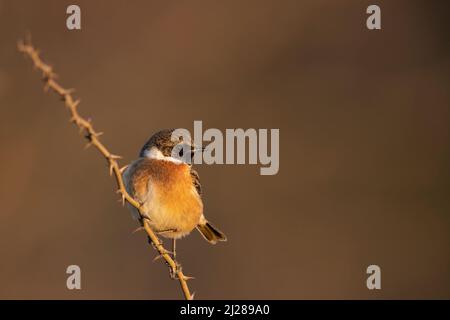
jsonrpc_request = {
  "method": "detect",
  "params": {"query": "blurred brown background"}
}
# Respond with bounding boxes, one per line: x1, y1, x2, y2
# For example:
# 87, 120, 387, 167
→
0, 0, 449, 299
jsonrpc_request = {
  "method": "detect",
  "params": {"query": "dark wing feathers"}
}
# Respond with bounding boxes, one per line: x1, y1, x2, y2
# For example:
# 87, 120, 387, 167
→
190, 168, 202, 196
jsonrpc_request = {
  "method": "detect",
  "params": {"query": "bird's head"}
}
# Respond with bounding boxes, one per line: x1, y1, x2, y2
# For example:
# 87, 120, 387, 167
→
139, 129, 202, 164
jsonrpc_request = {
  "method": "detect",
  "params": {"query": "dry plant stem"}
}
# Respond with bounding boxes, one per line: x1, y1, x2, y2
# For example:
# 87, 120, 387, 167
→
17, 39, 193, 300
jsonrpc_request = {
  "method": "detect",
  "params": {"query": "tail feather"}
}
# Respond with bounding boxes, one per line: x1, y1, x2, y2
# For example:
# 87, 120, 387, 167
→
196, 222, 227, 244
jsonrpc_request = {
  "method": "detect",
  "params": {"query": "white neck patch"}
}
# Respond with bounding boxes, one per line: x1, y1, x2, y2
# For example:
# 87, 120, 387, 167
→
143, 146, 183, 164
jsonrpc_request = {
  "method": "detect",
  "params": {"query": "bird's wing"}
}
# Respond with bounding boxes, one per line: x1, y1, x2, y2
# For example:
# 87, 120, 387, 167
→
190, 167, 202, 197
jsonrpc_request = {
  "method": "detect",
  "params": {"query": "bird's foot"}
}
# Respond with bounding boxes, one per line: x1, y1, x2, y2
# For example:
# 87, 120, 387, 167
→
156, 229, 177, 236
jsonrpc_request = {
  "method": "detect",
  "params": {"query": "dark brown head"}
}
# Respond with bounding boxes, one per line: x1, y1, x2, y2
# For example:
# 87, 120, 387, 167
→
139, 129, 201, 163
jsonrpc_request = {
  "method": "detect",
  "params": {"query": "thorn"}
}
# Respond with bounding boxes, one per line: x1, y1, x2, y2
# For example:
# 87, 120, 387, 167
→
164, 249, 174, 256
181, 274, 195, 281
63, 88, 75, 95
109, 163, 114, 176
131, 226, 144, 235
168, 260, 184, 278
169, 268, 176, 279
153, 249, 173, 262
109, 154, 122, 160
94, 132, 104, 137
119, 165, 129, 174
84, 141, 92, 149
116, 189, 126, 205
141, 215, 153, 224
73, 99, 81, 109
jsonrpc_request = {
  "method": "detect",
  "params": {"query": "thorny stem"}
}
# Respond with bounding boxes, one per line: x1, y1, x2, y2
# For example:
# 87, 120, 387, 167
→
17, 39, 194, 300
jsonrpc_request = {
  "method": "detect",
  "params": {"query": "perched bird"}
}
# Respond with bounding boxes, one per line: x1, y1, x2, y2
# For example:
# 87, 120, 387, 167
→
123, 129, 226, 261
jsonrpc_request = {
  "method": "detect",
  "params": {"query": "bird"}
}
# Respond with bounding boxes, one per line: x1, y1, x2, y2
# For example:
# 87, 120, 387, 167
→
122, 129, 227, 263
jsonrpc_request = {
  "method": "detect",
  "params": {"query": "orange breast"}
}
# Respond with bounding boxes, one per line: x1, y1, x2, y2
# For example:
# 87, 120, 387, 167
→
127, 158, 203, 236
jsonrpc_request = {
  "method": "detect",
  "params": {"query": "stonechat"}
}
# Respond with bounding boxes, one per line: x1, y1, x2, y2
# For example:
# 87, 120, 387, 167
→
123, 129, 227, 260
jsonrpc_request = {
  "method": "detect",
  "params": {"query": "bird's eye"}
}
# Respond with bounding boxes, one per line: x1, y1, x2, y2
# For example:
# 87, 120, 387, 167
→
179, 148, 184, 157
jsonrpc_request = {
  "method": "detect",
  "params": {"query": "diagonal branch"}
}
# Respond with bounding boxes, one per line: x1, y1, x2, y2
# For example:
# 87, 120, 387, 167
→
17, 39, 194, 300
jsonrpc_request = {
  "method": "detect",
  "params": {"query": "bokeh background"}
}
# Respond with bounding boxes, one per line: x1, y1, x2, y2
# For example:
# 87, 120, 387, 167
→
0, 0, 449, 299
